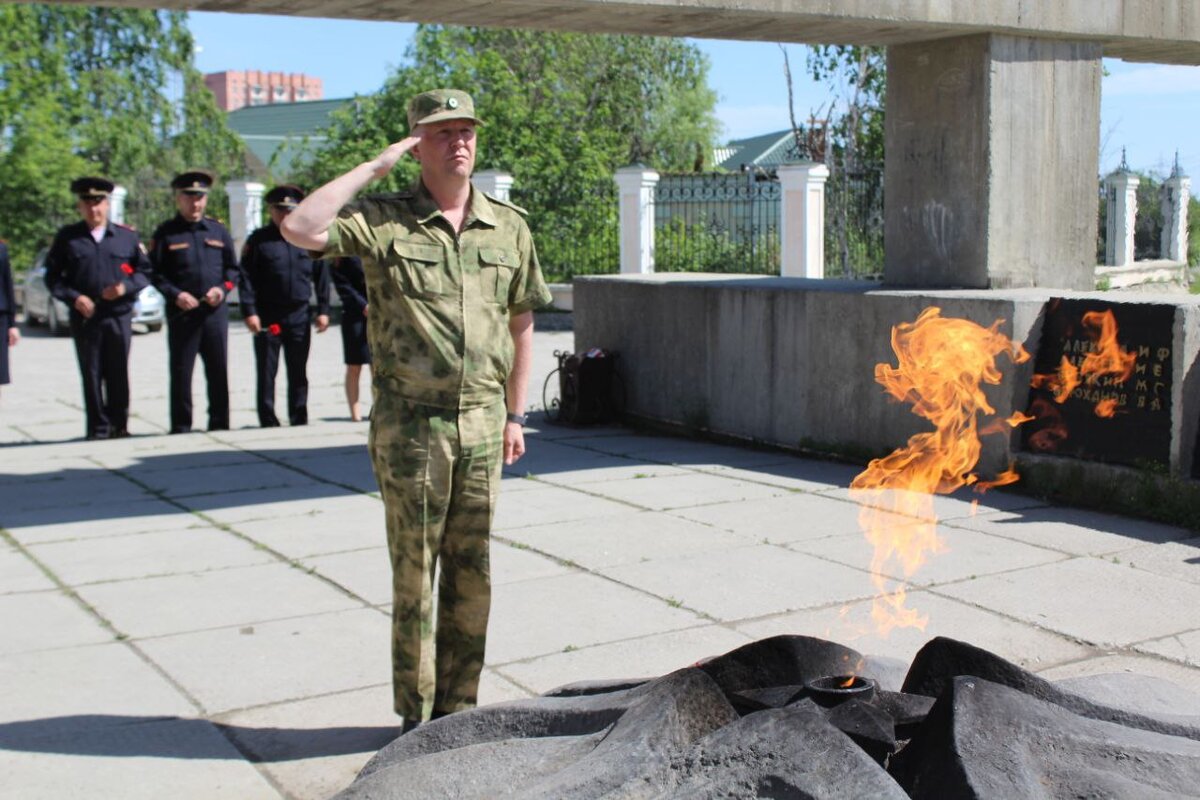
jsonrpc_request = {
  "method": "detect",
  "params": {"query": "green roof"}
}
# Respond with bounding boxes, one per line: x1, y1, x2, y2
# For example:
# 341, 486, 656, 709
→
227, 97, 352, 178
716, 129, 805, 171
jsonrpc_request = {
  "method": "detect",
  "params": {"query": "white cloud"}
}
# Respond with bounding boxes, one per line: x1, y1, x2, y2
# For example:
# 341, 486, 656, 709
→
1103, 64, 1200, 97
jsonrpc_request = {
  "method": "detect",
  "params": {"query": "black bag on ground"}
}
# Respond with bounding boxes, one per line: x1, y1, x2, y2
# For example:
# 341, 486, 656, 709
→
543, 348, 624, 425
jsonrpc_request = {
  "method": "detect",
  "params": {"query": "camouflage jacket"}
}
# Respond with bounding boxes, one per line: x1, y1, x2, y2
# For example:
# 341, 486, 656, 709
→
323, 179, 552, 410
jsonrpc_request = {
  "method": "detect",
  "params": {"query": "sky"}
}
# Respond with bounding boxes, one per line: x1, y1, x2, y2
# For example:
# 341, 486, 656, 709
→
189, 12, 1200, 179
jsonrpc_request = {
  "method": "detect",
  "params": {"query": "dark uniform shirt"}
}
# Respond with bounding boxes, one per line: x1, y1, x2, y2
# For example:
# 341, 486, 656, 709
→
331, 257, 367, 316
45, 221, 151, 317
0, 241, 14, 331
239, 222, 331, 318
148, 215, 239, 305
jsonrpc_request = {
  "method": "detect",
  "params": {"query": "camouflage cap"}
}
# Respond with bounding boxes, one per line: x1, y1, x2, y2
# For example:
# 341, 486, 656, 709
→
407, 89, 483, 130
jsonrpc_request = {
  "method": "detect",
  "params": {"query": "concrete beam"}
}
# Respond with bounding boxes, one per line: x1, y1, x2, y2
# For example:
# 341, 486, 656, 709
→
52, 0, 1200, 65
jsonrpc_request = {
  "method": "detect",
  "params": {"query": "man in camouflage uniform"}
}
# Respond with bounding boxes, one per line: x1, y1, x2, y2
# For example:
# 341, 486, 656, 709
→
281, 89, 551, 731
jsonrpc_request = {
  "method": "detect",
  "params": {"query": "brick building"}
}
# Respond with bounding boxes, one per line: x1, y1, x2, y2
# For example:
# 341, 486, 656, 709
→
204, 71, 323, 112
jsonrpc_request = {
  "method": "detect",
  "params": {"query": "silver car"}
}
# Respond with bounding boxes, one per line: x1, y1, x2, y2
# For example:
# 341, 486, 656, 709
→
21, 248, 165, 335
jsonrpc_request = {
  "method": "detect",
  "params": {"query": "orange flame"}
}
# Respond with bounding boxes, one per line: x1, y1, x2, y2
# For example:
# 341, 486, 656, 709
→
1094, 398, 1119, 418
850, 307, 1030, 636
839, 675, 856, 688
1030, 356, 1080, 403
1079, 310, 1136, 385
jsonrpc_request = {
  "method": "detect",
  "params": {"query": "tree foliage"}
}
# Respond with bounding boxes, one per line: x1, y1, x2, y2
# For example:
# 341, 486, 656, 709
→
295, 25, 719, 280
0, 5, 244, 269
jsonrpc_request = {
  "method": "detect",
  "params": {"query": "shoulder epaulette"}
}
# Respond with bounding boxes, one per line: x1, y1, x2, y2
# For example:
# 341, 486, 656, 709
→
206, 216, 225, 225
114, 221, 137, 232
485, 193, 528, 216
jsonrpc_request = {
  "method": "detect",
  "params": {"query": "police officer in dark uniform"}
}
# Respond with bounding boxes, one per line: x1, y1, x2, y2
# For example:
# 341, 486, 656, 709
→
239, 185, 331, 427
149, 170, 239, 433
331, 256, 371, 420
0, 237, 20, 395
45, 177, 151, 439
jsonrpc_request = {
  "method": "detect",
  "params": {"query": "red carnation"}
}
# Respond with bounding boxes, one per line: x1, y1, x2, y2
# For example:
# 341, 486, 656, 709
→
267, 323, 281, 336
224, 280, 234, 291
120, 263, 134, 275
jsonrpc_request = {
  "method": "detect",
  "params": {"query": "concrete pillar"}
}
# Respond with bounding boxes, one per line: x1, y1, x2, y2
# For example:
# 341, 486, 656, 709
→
226, 180, 265, 254
777, 162, 830, 279
1105, 170, 1139, 267
473, 170, 515, 202
109, 185, 128, 225
885, 35, 1101, 290
614, 166, 659, 274
1161, 162, 1190, 263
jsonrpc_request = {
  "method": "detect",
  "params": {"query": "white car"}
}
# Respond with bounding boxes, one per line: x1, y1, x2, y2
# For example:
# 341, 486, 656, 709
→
21, 248, 165, 335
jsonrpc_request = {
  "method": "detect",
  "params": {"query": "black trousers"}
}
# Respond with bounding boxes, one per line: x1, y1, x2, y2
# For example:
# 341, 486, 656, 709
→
253, 304, 311, 427
70, 312, 132, 439
167, 305, 229, 433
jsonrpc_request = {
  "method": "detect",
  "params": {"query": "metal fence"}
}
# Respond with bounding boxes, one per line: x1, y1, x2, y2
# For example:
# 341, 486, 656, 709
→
824, 161, 885, 279
653, 172, 781, 274
510, 180, 618, 282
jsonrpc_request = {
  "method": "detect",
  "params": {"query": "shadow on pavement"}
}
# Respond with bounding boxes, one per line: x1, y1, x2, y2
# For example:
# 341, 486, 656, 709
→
0, 714, 399, 761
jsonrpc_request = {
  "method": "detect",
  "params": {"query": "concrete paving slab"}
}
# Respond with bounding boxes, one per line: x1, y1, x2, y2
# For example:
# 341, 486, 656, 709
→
526, 459, 692, 487
791, 526, 1067, 587
230, 506, 384, 560
0, 498, 193, 544
946, 505, 1192, 556
136, 608, 391, 713
115, 449, 266, 474
734, 591, 1095, 673
76, 563, 362, 639
498, 510, 750, 571
478, 667, 536, 704
935, 557, 1200, 647
138, 462, 314, 499
574, 434, 792, 469
0, 643, 196, 725
577, 471, 789, 511
497, 624, 754, 694
491, 540, 576, 585
28, 527, 277, 586
523, 422, 627, 442
213, 686, 399, 800
0, 718, 281, 800
820, 484, 1051, 523
0, 549, 56, 594
599, 544, 876, 622
690, 458, 864, 493
0, 457, 99, 482
485, 572, 706, 664
0, 591, 113, 654
1036, 653, 1200, 696
500, 438, 679, 481
670, 492, 909, 544
184, 485, 369, 525
490, 483, 635, 531
1119, 535, 1200, 585
1136, 629, 1200, 668
303, 548, 390, 606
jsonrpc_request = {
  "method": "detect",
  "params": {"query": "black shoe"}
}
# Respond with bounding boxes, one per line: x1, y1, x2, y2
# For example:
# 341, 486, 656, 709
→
109, 428, 130, 439
430, 709, 452, 720
400, 718, 421, 735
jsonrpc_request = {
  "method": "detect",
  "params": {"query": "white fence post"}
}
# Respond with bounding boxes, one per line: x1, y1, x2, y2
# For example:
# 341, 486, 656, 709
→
777, 162, 830, 279
614, 166, 660, 274
474, 170, 515, 203
1161, 158, 1190, 263
226, 180, 265, 255
1104, 162, 1138, 267
109, 185, 128, 225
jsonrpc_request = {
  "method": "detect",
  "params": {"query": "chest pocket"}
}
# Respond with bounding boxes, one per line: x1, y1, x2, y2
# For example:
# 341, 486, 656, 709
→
478, 247, 517, 305
389, 241, 445, 299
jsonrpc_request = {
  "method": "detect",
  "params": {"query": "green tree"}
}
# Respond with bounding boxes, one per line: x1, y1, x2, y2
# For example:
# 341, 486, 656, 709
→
0, 5, 244, 269
296, 25, 719, 281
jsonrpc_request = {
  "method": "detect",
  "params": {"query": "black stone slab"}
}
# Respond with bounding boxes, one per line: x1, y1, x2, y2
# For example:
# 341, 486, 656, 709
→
1021, 298, 1175, 468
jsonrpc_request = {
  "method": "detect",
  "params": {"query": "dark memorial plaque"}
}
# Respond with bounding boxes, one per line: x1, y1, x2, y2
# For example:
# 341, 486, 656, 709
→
1020, 298, 1174, 468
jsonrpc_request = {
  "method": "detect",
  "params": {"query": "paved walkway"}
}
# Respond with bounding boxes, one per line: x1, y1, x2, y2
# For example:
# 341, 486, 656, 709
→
2, 319, 1199, 798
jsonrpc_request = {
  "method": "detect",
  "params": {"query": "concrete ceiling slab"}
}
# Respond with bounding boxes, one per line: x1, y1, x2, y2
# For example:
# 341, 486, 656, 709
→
57, 0, 1200, 64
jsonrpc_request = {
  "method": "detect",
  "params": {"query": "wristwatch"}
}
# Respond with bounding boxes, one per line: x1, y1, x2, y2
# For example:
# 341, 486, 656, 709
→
506, 412, 528, 426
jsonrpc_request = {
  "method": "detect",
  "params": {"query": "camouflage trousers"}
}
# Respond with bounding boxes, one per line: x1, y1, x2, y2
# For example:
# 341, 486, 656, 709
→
368, 391, 505, 720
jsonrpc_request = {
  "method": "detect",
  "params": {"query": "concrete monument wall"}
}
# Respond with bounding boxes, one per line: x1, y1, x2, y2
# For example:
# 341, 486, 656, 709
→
575, 275, 1200, 479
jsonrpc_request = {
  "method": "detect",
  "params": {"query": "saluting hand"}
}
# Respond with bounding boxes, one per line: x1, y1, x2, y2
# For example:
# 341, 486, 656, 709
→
74, 295, 95, 319
371, 135, 421, 179
175, 291, 199, 311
